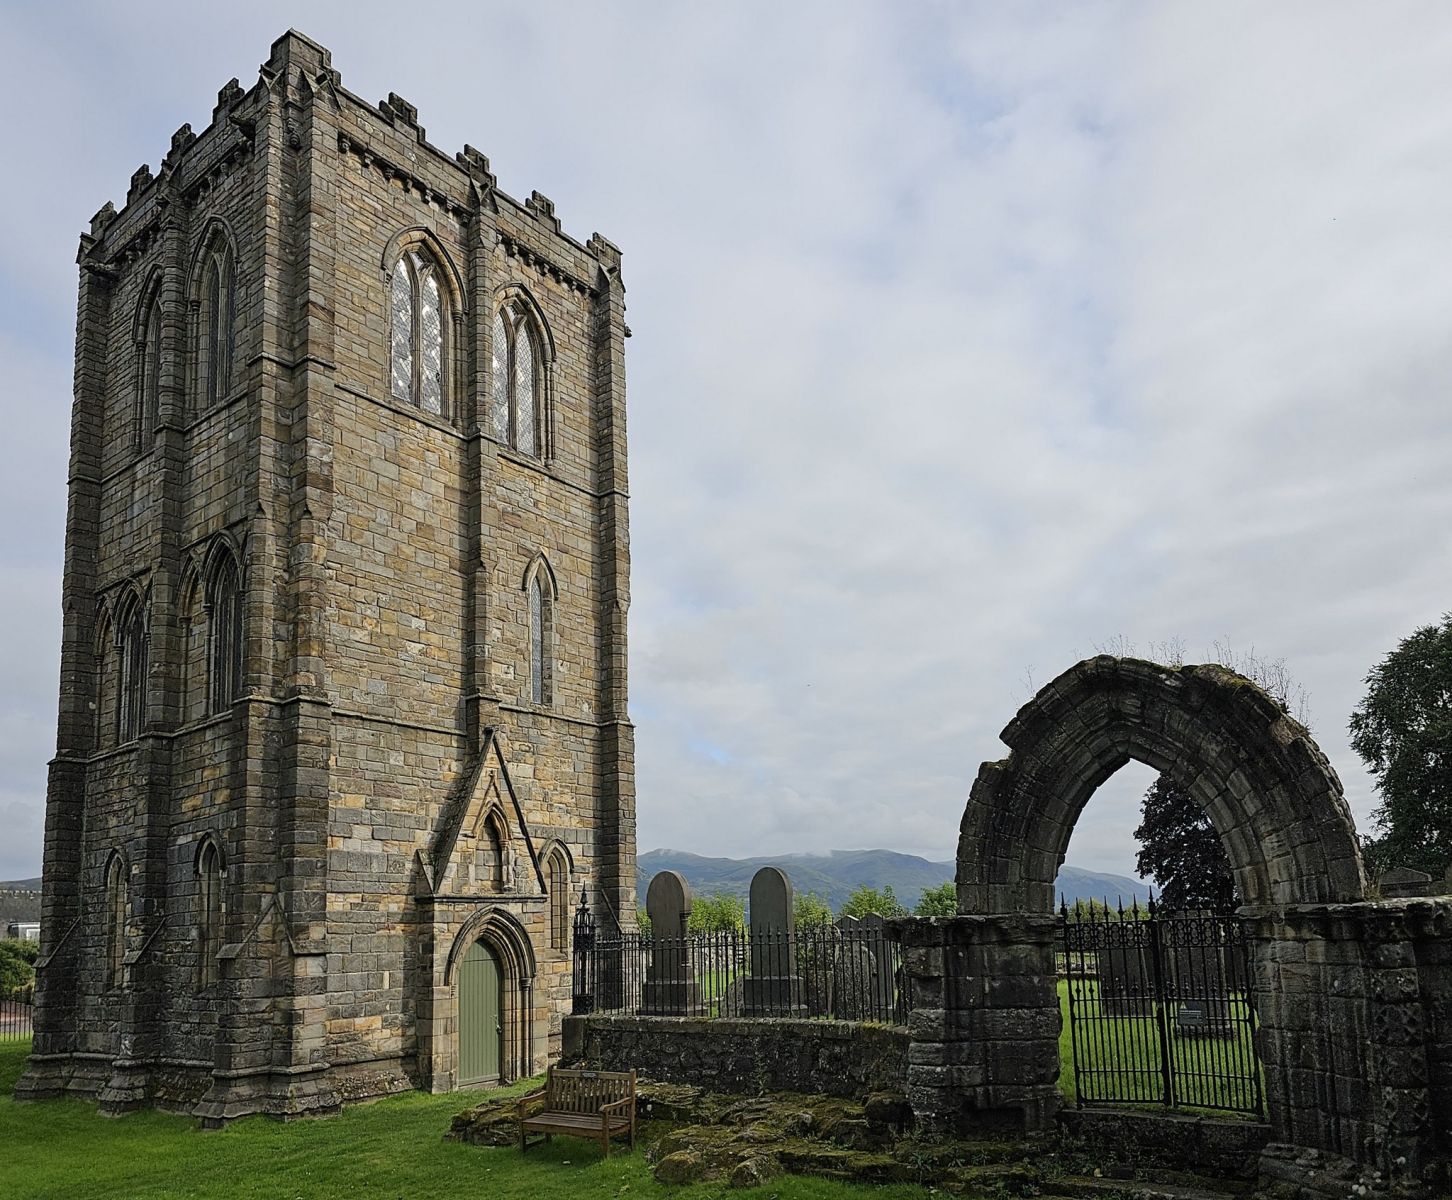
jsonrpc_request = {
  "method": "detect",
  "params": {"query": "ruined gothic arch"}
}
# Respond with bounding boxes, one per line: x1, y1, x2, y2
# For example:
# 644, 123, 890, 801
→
957, 656, 1367, 914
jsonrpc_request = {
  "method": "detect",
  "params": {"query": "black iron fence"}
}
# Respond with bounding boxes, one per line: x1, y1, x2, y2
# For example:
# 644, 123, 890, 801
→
1, 987, 34, 1042
573, 907, 908, 1025
1059, 898, 1263, 1117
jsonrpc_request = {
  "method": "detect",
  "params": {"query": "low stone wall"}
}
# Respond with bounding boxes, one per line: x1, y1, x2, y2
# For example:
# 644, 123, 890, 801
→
1059, 1108, 1271, 1180
562, 1014, 909, 1100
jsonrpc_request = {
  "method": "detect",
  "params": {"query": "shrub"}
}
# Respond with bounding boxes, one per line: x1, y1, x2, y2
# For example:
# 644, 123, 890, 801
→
0, 940, 37, 995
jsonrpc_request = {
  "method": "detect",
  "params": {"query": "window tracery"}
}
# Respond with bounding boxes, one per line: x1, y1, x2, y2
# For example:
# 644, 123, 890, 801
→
389, 250, 446, 415
207, 553, 243, 713
491, 304, 541, 456
116, 598, 148, 744
199, 242, 235, 409
137, 294, 162, 447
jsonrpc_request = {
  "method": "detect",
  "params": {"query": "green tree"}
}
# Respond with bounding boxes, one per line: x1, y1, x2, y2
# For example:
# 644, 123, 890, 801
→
914, 882, 956, 916
839, 884, 906, 920
688, 892, 745, 934
1350, 614, 1452, 878
1134, 775, 1237, 910
793, 891, 833, 929
0, 940, 38, 996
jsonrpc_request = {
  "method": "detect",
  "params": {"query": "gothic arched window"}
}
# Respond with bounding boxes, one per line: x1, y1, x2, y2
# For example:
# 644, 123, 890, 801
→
104, 853, 128, 990
199, 242, 235, 409
528, 571, 553, 707
389, 250, 445, 416
95, 610, 118, 750
180, 574, 208, 724
477, 809, 508, 892
137, 293, 163, 448
491, 304, 540, 456
207, 553, 244, 713
116, 598, 148, 744
196, 840, 224, 986
545, 847, 569, 950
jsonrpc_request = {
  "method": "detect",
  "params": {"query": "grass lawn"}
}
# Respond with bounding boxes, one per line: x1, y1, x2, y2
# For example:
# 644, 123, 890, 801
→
0, 1040, 940, 1200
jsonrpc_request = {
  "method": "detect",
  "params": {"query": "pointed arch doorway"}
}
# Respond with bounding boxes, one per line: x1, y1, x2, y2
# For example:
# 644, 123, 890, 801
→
457, 941, 502, 1086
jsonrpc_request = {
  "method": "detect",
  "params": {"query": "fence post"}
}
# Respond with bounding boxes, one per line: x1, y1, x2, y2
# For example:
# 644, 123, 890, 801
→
1146, 895, 1176, 1108
572, 889, 596, 1015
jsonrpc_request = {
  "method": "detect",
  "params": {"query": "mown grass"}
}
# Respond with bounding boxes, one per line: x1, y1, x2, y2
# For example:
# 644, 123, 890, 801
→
0, 1041, 940, 1200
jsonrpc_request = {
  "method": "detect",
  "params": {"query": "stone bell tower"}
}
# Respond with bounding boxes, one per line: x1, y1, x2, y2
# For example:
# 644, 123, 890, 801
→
19, 29, 635, 1120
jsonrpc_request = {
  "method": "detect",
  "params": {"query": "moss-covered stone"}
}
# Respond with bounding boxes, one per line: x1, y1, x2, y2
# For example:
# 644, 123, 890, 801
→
446, 1095, 519, 1146
728, 1156, 782, 1189
654, 1151, 706, 1185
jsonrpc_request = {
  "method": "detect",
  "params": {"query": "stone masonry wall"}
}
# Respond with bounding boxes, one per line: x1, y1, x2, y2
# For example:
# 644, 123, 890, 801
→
564, 1014, 910, 1101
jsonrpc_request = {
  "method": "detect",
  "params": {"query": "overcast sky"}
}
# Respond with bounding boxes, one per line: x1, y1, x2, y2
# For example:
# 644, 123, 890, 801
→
1, 2, 1449, 885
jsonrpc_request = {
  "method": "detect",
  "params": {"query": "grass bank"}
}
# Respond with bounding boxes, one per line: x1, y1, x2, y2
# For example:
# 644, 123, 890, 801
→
0, 1041, 936, 1200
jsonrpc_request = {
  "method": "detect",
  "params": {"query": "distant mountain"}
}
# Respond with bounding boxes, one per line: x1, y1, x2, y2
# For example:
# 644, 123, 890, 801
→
0, 879, 42, 892
637, 849, 1149, 915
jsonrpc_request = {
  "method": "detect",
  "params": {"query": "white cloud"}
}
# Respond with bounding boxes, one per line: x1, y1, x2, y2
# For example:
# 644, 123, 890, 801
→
0, 2, 1447, 883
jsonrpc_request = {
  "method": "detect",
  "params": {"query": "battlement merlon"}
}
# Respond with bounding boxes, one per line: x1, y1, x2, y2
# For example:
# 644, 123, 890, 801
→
77, 30, 620, 287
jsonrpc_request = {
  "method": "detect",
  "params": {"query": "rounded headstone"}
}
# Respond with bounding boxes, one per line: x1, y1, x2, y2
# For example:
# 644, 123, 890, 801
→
646, 870, 692, 932
749, 866, 794, 934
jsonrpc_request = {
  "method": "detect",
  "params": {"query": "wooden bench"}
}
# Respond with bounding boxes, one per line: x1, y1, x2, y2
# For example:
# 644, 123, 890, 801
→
517, 1066, 637, 1157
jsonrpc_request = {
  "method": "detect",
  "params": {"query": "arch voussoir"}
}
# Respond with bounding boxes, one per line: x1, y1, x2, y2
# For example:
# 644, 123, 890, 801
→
956, 656, 1366, 915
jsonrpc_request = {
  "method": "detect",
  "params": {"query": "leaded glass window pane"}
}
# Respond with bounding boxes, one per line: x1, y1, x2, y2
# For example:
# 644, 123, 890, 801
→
205, 260, 223, 408
515, 327, 536, 456
529, 577, 545, 705
491, 313, 510, 442
389, 266, 413, 403
142, 301, 162, 437
218, 255, 234, 397
420, 272, 443, 415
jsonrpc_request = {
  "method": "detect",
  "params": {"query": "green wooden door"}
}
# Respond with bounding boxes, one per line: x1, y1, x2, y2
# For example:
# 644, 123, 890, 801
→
458, 940, 502, 1085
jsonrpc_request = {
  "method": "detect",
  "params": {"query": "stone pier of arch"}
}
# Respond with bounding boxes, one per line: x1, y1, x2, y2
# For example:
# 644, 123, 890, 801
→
889, 656, 1452, 1191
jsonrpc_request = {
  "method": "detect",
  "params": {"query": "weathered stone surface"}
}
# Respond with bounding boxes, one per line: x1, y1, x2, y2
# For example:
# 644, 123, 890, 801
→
643, 871, 696, 1015
744, 866, 801, 1015
566, 1013, 909, 1099
653, 1150, 706, 1185
727, 1155, 781, 1188
22, 28, 636, 1121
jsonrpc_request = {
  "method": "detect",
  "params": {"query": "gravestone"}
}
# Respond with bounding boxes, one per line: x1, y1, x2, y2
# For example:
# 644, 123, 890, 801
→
859, 913, 897, 1015
745, 867, 803, 1015
1167, 919, 1233, 1035
1097, 942, 1152, 1017
1379, 867, 1436, 900
642, 870, 698, 1015
832, 915, 893, 1020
